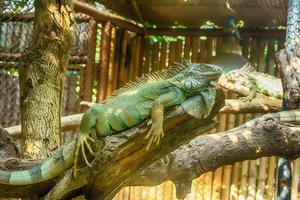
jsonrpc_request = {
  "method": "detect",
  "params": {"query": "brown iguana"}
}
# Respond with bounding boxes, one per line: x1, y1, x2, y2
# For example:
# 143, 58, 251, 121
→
0, 62, 223, 185
218, 63, 283, 101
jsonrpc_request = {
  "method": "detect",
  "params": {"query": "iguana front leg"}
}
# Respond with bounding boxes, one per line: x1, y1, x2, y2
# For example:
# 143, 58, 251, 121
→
145, 90, 186, 150
145, 101, 164, 149
240, 86, 257, 102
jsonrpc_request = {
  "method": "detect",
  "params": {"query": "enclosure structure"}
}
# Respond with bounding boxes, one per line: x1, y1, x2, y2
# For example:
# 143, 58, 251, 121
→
0, 0, 297, 199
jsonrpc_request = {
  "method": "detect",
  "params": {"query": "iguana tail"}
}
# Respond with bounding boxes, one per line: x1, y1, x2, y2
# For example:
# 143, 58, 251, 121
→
0, 140, 76, 185
230, 110, 300, 132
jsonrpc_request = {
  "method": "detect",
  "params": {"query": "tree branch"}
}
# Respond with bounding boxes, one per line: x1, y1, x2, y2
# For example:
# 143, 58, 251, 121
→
220, 94, 282, 113
127, 117, 300, 199
0, 89, 224, 199
5, 94, 282, 138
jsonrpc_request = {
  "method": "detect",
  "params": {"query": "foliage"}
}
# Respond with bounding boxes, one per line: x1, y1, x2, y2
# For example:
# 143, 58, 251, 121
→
1, 0, 34, 13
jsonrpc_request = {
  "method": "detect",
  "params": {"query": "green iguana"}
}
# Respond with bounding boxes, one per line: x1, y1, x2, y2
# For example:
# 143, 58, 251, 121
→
218, 63, 283, 100
0, 62, 223, 185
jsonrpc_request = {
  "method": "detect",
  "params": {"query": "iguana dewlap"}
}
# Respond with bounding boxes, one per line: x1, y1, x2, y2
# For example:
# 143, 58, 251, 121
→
218, 63, 283, 100
0, 62, 223, 185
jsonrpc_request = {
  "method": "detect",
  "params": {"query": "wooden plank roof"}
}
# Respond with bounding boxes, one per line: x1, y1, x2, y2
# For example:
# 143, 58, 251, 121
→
96, 0, 288, 28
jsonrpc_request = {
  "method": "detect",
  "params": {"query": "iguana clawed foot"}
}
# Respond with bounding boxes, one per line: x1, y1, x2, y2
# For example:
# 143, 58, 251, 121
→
73, 132, 96, 178
145, 123, 164, 150
239, 95, 253, 102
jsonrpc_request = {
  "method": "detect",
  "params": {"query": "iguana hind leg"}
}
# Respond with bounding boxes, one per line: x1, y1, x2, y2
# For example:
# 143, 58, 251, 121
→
73, 105, 110, 177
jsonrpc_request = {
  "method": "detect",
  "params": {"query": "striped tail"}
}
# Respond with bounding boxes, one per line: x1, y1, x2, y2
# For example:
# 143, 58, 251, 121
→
0, 140, 76, 185
229, 110, 300, 132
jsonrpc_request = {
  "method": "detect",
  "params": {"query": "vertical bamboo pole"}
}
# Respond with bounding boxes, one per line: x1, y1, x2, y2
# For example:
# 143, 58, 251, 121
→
111, 28, 121, 93
265, 157, 277, 200
221, 92, 235, 200
160, 42, 168, 69
212, 100, 227, 200
255, 157, 267, 200
245, 115, 257, 200
206, 37, 214, 61
203, 172, 213, 200
249, 38, 258, 69
133, 36, 142, 79
174, 39, 183, 62
238, 160, 249, 200
78, 19, 97, 110
191, 36, 199, 62
97, 21, 111, 102
168, 41, 176, 65
266, 39, 275, 75
184, 36, 191, 60
118, 31, 129, 87
151, 42, 159, 72
107, 27, 117, 96
221, 165, 232, 200
257, 38, 266, 73
128, 37, 137, 81
291, 158, 299, 199
216, 37, 223, 56
230, 162, 241, 200
199, 39, 206, 62
141, 38, 151, 74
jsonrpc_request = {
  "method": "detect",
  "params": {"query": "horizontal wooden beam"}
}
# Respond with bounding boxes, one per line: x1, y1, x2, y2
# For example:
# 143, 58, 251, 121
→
0, 13, 90, 23
0, 53, 87, 63
147, 28, 286, 37
74, 1, 144, 34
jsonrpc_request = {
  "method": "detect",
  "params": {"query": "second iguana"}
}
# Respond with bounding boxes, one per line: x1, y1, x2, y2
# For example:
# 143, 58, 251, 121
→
218, 63, 283, 100
0, 62, 223, 185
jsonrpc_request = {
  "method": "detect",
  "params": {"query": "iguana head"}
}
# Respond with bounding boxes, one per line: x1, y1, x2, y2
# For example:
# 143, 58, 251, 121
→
218, 63, 253, 96
171, 63, 223, 95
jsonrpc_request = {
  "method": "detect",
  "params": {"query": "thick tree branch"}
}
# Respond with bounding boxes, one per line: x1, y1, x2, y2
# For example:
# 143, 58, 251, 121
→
276, 48, 300, 109
127, 117, 300, 199
220, 94, 282, 113
0, 90, 224, 199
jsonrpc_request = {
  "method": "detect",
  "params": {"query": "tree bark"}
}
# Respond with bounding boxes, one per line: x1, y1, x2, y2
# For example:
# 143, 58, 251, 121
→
128, 117, 300, 199
19, 0, 74, 159
3, 109, 300, 199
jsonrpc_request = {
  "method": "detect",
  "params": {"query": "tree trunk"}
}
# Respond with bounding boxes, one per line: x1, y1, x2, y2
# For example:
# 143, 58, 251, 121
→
19, 0, 74, 159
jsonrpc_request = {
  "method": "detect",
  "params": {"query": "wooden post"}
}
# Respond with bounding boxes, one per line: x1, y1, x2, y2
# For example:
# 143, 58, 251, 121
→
118, 30, 129, 87
160, 42, 168, 69
276, 1, 300, 199
184, 36, 191, 60
79, 18, 97, 111
266, 157, 277, 200
97, 21, 111, 102
107, 27, 117, 96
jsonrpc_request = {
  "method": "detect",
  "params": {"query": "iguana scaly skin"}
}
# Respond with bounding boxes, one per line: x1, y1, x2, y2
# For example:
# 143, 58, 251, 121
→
218, 63, 283, 100
0, 62, 223, 185
229, 109, 300, 132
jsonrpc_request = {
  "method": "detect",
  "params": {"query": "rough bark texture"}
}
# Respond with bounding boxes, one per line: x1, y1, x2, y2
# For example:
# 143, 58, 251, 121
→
0, 126, 19, 160
44, 91, 224, 200
19, 0, 74, 159
4, 106, 300, 199
276, 48, 300, 109
127, 117, 300, 199
220, 93, 282, 113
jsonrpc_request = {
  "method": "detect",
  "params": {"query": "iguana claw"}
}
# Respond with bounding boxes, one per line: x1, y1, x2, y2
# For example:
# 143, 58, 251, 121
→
145, 124, 164, 150
73, 132, 96, 178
